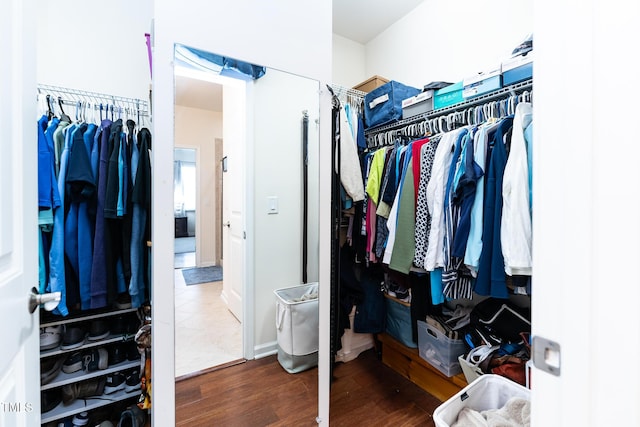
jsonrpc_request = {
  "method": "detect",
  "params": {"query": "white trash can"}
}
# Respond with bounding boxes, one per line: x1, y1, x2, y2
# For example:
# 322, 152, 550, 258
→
274, 282, 319, 373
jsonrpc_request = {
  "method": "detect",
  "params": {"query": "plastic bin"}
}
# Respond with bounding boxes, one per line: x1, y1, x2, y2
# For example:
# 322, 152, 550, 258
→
458, 354, 483, 384
417, 320, 466, 377
433, 81, 464, 109
384, 294, 417, 348
274, 282, 319, 373
433, 374, 531, 427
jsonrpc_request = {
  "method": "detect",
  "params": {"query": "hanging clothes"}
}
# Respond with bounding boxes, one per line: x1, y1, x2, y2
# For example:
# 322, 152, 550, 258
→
36, 90, 152, 315
90, 119, 113, 309
129, 127, 152, 308
413, 136, 440, 269
475, 117, 514, 298
337, 107, 365, 202
501, 102, 533, 277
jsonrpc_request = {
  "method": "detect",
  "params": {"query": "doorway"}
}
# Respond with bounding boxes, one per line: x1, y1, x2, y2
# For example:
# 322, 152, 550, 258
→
173, 73, 243, 378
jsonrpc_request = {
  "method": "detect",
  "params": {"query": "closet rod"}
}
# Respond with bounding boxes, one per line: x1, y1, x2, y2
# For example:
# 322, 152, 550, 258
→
364, 79, 533, 136
37, 83, 149, 113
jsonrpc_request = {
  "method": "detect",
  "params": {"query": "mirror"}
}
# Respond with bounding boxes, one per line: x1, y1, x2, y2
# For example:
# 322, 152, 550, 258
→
171, 43, 321, 406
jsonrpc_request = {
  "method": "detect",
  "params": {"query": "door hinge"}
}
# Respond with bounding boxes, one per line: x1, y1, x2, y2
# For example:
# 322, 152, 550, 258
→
243, 231, 246, 239
532, 335, 561, 376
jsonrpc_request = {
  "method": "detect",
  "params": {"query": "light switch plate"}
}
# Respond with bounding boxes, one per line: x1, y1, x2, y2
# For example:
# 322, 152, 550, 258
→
268, 196, 278, 214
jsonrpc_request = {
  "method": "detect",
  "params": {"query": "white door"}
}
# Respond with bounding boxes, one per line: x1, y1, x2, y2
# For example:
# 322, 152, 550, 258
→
532, 1, 640, 426
221, 80, 247, 321
0, 0, 40, 424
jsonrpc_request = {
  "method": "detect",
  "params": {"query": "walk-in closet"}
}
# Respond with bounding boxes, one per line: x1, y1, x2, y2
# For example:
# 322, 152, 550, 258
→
4, 0, 640, 426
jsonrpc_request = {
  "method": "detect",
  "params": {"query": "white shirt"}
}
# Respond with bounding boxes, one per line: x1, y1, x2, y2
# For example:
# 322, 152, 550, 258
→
501, 102, 533, 275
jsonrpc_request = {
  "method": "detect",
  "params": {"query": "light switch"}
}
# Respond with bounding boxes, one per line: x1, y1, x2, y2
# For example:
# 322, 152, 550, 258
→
267, 196, 278, 214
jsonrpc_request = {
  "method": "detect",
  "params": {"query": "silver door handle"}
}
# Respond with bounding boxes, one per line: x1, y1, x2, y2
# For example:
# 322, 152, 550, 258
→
28, 287, 61, 314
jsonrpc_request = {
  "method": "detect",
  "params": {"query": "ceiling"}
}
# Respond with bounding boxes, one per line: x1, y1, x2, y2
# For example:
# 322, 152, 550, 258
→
175, 1, 425, 111
174, 75, 223, 112
332, 0, 425, 44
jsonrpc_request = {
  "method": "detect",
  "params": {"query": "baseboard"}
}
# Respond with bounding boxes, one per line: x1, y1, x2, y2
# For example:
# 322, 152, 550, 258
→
253, 341, 278, 359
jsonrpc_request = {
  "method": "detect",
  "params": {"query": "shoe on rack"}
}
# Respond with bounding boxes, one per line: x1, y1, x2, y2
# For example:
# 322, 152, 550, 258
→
124, 369, 140, 393
61, 377, 106, 405
117, 405, 146, 427
62, 351, 84, 374
40, 356, 64, 385
41, 389, 62, 413
88, 319, 111, 341
112, 314, 140, 336
40, 325, 62, 350
60, 325, 87, 350
107, 343, 127, 366
115, 292, 132, 309
82, 348, 109, 372
104, 372, 126, 394
71, 411, 90, 426
125, 341, 141, 361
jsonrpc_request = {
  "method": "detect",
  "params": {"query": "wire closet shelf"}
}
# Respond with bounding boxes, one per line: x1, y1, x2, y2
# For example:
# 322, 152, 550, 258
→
364, 79, 533, 147
37, 83, 150, 121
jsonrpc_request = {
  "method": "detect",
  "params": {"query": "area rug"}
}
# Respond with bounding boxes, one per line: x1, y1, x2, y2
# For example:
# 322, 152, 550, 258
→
182, 266, 223, 285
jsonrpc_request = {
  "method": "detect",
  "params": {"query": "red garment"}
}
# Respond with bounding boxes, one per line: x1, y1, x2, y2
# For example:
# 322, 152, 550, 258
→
411, 138, 429, 204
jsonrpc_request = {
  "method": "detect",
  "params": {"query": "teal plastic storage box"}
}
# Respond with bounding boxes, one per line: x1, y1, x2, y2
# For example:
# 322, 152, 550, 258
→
364, 80, 421, 128
502, 52, 533, 86
433, 82, 464, 109
462, 67, 502, 99
417, 320, 467, 377
384, 295, 416, 348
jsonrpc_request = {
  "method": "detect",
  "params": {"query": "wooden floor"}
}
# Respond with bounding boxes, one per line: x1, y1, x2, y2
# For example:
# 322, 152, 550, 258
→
175, 348, 442, 426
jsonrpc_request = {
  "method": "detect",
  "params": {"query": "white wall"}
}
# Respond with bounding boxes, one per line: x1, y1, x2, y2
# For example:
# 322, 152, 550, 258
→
152, 1, 332, 425
252, 68, 320, 349
174, 106, 223, 266
36, 0, 152, 101
332, 34, 367, 87
365, 0, 533, 88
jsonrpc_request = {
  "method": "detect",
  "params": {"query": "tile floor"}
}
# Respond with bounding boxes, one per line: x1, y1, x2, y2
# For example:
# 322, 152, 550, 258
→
174, 259, 242, 378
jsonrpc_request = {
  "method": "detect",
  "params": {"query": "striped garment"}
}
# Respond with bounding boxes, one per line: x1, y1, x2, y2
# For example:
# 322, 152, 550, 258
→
441, 129, 476, 300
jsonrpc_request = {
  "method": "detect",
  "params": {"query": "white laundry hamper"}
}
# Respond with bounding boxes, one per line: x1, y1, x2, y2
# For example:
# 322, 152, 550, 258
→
274, 282, 319, 373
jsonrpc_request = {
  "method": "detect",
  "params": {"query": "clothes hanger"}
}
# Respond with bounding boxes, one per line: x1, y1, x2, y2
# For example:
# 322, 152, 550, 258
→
57, 97, 71, 122
45, 95, 54, 120
75, 101, 82, 123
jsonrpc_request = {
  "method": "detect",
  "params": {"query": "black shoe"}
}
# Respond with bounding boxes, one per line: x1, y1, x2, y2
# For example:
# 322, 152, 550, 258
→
104, 372, 126, 394
108, 343, 127, 366
124, 369, 140, 393
62, 351, 84, 374
60, 325, 87, 350
117, 405, 146, 427
41, 389, 62, 413
115, 292, 132, 309
88, 319, 111, 341
40, 356, 64, 385
125, 341, 141, 361
112, 314, 139, 336
83, 348, 109, 372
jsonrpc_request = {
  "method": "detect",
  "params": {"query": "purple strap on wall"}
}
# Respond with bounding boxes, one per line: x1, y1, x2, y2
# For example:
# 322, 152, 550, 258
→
145, 33, 152, 79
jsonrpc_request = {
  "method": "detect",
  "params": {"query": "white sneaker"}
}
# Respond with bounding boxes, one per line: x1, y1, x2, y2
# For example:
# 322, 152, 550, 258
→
40, 326, 62, 350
